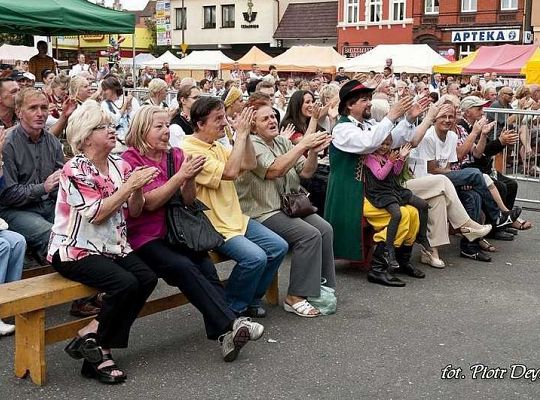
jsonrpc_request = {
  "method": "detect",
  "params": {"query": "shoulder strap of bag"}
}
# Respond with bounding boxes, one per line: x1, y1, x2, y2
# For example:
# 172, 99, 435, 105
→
106, 99, 116, 114
167, 150, 174, 179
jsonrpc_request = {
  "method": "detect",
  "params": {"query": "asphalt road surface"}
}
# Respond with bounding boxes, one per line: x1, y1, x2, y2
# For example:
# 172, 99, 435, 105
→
2, 208, 539, 400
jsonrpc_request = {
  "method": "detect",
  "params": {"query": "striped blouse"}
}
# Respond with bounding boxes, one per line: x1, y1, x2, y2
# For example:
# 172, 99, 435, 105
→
47, 154, 133, 262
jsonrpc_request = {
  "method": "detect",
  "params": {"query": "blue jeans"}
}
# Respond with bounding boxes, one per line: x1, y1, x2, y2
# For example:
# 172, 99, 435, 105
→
457, 189, 482, 254
0, 200, 55, 258
218, 219, 288, 314
444, 169, 500, 222
0, 230, 26, 284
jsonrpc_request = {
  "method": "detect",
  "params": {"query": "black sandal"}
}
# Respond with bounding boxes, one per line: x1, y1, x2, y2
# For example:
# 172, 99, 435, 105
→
65, 333, 101, 362
81, 354, 127, 384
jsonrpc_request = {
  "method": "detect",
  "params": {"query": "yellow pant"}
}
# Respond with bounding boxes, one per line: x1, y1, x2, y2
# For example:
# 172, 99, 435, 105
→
363, 198, 420, 247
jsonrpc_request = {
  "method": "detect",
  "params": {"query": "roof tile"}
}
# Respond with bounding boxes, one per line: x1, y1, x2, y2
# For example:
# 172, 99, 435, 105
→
274, 1, 338, 39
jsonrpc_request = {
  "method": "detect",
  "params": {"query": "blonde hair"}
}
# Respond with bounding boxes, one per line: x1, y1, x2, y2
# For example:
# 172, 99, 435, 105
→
125, 105, 167, 155
515, 85, 531, 100
15, 87, 47, 111
66, 100, 111, 154
50, 74, 70, 91
147, 78, 168, 98
319, 83, 339, 106
69, 76, 89, 97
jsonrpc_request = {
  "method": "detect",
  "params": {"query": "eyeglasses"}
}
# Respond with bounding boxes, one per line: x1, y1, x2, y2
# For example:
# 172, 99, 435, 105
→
93, 123, 116, 131
188, 95, 201, 100
502, 92, 514, 96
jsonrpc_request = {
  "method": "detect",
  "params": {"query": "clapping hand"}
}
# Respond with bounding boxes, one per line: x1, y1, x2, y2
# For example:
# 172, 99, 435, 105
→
126, 166, 159, 191
398, 143, 412, 160
233, 106, 255, 139
62, 97, 78, 119
387, 149, 400, 162
365, 73, 383, 89
424, 102, 443, 123
280, 123, 295, 140
178, 154, 206, 180
387, 96, 414, 122
299, 130, 329, 150
406, 96, 431, 122
481, 120, 496, 136
352, 73, 369, 83
310, 134, 333, 154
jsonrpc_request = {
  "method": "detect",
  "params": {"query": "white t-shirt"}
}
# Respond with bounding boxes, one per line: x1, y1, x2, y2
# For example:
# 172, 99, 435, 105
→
169, 124, 185, 148
415, 126, 458, 173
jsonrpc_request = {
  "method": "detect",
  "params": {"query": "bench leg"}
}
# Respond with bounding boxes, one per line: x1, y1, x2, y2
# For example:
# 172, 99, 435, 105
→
14, 310, 46, 386
265, 274, 279, 306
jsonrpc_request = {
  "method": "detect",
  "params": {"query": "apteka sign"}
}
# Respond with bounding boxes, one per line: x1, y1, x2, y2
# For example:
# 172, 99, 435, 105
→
452, 29, 520, 43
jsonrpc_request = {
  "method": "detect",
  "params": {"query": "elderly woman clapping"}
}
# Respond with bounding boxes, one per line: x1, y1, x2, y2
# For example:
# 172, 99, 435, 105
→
48, 100, 159, 384
122, 105, 264, 362
236, 103, 336, 317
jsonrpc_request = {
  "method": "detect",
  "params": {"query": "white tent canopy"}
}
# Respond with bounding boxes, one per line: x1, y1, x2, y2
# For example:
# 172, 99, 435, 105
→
339, 44, 450, 74
120, 53, 156, 67
0, 44, 68, 66
174, 50, 234, 70
140, 50, 184, 69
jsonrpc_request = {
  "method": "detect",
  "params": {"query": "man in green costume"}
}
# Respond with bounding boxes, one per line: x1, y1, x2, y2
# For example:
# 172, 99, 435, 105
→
324, 79, 426, 287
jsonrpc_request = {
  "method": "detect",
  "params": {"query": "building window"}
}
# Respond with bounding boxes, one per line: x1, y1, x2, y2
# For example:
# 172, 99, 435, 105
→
425, 0, 439, 14
460, 44, 475, 58
203, 6, 216, 29
501, 0, 517, 10
367, 0, 382, 22
390, 0, 406, 21
461, 0, 477, 12
346, 0, 359, 23
175, 7, 186, 30
221, 4, 235, 28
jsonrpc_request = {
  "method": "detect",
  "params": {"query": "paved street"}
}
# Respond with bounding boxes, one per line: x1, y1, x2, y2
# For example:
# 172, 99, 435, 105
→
2, 207, 540, 400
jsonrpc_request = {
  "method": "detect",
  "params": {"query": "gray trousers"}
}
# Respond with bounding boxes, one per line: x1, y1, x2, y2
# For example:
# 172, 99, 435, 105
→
263, 211, 336, 298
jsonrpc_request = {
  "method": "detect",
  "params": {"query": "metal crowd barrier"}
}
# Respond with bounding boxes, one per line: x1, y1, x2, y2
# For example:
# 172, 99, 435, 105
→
483, 107, 540, 208
124, 88, 178, 105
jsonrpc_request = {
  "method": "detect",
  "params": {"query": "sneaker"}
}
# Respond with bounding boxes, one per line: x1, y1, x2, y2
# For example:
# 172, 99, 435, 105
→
217, 320, 249, 362
234, 317, 264, 341
495, 208, 521, 229
0, 319, 15, 336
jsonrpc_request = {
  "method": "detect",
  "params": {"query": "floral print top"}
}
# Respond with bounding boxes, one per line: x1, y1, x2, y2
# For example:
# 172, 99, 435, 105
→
48, 154, 133, 262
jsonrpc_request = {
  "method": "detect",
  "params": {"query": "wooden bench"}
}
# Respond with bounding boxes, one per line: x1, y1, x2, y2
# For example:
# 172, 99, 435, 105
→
0, 252, 279, 386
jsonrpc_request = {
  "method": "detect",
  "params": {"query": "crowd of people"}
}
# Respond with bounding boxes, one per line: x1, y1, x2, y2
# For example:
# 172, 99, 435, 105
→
0, 46, 536, 384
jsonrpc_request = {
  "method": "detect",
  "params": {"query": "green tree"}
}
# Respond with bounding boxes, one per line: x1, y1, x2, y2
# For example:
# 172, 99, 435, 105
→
144, 18, 171, 57
0, 33, 33, 46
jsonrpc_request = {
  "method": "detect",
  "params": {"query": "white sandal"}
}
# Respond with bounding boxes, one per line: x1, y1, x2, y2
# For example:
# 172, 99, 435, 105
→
283, 300, 320, 318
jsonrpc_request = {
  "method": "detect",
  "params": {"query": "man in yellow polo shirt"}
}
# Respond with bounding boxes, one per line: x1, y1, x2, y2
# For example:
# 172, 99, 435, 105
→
182, 97, 288, 318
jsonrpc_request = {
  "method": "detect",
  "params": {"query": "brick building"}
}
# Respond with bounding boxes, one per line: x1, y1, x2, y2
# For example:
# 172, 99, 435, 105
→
336, 0, 414, 57
412, 0, 527, 59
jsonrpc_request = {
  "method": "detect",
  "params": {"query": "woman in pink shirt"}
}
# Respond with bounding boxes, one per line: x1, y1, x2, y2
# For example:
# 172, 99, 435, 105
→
122, 106, 264, 362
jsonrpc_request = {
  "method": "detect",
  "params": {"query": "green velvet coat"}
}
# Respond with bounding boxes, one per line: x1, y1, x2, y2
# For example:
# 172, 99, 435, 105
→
324, 116, 365, 261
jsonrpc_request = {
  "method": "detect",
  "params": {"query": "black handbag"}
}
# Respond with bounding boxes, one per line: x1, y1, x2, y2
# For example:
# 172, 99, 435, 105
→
165, 152, 224, 252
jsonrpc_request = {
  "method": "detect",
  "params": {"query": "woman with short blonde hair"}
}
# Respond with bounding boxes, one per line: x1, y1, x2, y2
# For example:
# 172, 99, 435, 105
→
69, 75, 92, 103
49, 99, 159, 384
66, 100, 111, 154
122, 106, 264, 362
125, 105, 166, 154
143, 78, 168, 108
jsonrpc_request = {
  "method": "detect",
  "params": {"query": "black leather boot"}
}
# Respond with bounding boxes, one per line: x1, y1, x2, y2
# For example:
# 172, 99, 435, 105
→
367, 243, 406, 287
395, 245, 425, 279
